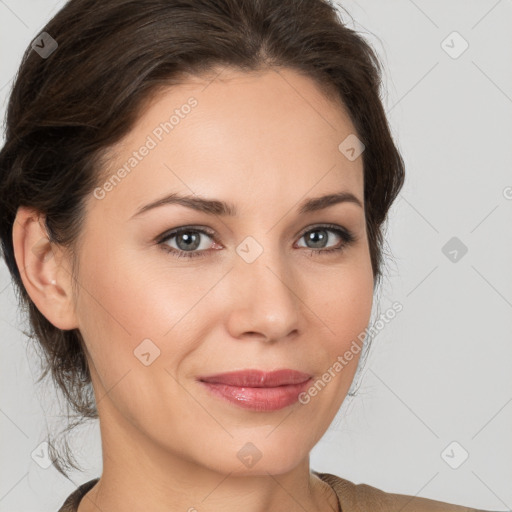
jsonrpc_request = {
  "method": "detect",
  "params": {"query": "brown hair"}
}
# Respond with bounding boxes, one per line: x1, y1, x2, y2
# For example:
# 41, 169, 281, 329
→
0, 0, 405, 478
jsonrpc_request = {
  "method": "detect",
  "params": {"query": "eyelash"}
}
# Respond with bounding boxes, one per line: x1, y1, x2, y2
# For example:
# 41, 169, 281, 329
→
156, 224, 357, 260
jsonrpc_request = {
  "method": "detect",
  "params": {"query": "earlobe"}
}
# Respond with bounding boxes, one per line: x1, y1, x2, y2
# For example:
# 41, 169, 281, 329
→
12, 206, 79, 330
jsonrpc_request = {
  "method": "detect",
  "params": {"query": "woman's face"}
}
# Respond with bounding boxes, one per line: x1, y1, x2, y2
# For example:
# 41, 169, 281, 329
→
68, 67, 374, 475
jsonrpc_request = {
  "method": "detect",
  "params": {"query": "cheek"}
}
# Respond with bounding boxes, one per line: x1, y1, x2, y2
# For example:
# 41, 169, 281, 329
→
75, 235, 189, 342
74, 256, 189, 428
290, 263, 373, 441
73, 242, 172, 390
310, 258, 374, 346
304, 262, 373, 388
74, 241, 221, 398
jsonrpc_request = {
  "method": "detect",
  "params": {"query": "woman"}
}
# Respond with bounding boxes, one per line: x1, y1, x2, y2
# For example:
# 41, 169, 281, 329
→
0, 0, 497, 510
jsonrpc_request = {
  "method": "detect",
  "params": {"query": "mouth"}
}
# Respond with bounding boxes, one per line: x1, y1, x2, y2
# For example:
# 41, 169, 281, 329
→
196, 369, 313, 411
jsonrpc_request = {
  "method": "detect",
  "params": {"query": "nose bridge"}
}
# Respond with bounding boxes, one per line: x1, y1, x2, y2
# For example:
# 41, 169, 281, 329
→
235, 230, 287, 287
228, 231, 301, 336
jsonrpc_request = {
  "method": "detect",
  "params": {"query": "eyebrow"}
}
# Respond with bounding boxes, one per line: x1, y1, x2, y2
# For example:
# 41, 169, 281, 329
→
130, 190, 363, 219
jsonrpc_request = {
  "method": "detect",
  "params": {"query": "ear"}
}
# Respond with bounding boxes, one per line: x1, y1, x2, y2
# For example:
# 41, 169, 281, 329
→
12, 206, 79, 330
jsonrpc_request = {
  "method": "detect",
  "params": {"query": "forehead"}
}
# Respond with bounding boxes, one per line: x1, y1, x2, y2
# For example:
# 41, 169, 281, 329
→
93, 66, 364, 219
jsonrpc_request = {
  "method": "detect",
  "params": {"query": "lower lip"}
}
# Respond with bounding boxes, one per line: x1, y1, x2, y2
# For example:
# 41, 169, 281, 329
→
199, 379, 312, 411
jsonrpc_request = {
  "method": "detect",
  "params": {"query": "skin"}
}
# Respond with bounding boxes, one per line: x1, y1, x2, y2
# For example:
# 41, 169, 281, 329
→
13, 66, 374, 512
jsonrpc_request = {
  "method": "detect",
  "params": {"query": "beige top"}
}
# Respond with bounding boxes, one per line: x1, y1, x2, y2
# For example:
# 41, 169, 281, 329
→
57, 471, 498, 511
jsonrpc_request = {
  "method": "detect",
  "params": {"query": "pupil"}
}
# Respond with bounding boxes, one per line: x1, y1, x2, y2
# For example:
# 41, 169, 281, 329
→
308, 230, 326, 248
177, 232, 200, 251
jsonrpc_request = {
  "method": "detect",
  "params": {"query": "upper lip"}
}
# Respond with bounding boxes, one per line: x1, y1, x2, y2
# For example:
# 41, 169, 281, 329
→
198, 369, 312, 387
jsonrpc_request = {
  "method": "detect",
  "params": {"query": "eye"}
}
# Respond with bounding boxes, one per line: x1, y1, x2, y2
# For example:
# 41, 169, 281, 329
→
156, 223, 357, 259
157, 226, 217, 259
295, 224, 356, 256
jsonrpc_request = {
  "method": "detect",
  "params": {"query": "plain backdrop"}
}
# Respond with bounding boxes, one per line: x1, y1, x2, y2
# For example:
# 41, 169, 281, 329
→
1, 1, 511, 511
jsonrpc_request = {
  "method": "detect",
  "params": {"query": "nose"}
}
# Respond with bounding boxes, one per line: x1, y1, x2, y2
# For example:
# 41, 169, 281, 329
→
224, 242, 302, 344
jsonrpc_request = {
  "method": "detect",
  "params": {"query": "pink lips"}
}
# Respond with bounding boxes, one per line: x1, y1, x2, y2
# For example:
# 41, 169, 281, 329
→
197, 369, 312, 411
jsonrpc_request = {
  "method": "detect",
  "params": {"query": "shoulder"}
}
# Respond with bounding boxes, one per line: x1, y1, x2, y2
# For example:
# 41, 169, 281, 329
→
313, 470, 498, 512
57, 478, 99, 512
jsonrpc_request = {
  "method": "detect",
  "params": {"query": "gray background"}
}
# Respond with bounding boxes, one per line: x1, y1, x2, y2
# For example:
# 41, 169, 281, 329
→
1, 0, 511, 510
